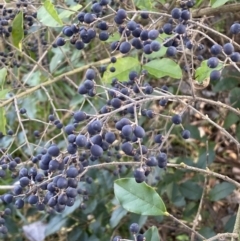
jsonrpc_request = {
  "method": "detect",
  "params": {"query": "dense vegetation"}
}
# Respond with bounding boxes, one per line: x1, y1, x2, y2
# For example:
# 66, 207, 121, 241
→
0, 0, 240, 240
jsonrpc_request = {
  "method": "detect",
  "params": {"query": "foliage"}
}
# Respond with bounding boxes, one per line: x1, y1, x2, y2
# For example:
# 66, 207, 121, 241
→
0, 0, 240, 241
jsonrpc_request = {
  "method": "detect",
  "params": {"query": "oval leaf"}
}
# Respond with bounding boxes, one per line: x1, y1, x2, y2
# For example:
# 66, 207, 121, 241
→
144, 226, 161, 241
0, 68, 7, 88
209, 182, 235, 201
134, 0, 152, 10
37, 0, 63, 27
114, 178, 166, 216
211, 0, 230, 8
179, 181, 203, 201
195, 60, 223, 83
0, 107, 6, 135
12, 11, 24, 50
143, 58, 182, 79
103, 57, 140, 82
59, 4, 82, 20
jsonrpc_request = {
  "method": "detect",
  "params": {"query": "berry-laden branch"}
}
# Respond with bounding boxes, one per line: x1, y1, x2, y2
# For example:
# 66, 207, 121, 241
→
1, 0, 240, 240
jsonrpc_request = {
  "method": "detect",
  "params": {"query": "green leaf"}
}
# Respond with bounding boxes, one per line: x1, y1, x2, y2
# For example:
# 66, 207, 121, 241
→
211, 0, 230, 8
59, 4, 82, 20
0, 68, 7, 88
213, 76, 239, 92
0, 107, 6, 135
224, 112, 239, 129
165, 182, 186, 207
134, 0, 152, 10
236, 123, 240, 142
114, 178, 166, 216
0, 89, 10, 99
110, 206, 128, 228
143, 58, 182, 79
103, 57, 140, 82
144, 226, 161, 241
230, 87, 240, 108
12, 11, 24, 50
179, 181, 203, 200
209, 182, 235, 201
195, 60, 223, 83
106, 32, 120, 43
37, 0, 63, 27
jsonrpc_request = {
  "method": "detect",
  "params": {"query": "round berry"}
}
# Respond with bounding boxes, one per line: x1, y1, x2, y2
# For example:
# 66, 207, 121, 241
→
57, 177, 68, 189
150, 41, 161, 52
163, 23, 172, 35
171, 8, 181, 19
121, 142, 133, 156
129, 223, 139, 234
105, 132, 116, 144
111, 98, 122, 108
15, 199, 24, 209
210, 70, 221, 81
91, 3, 102, 13
74, 111, 86, 122
230, 23, 240, 34
90, 144, 103, 157
207, 57, 219, 68
166, 46, 177, 56
116, 9, 127, 19
133, 168, 145, 183
75, 40, 85, 50
99, 31, 109, 41
210, 44, 222, 56
56, 37, 65, 46
3, 194, 13, 203
133, 125, 145, 138
48, 144, 60, 157
182, 129, 191, 139
84, 13, 95, 24
172, 114, 182, 124
119, 41, 131, 54
230, 52, 240, 62
175, 24, 186, 34
223, 43, 234, 55
181, 10, 190, 20
148, 29, 159, 40
127, 20, 137, 31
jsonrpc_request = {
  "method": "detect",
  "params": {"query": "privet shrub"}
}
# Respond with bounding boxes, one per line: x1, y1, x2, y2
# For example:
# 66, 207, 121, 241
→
0, 0, 240, 240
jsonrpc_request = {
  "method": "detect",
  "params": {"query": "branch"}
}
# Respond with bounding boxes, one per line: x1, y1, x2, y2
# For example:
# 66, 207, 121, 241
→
205, 232, 238, 241
192, 3, 240, 18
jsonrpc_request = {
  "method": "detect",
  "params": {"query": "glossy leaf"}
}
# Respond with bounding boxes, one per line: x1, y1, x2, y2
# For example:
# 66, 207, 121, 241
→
230, 87, 240, 108
0, 68, 7, 88
37, 0, 63, 27
211, 0, 230, 8
12, 11, 24, 50
144, 226, 161, 241
0, 107, 6, 135
134, 0, 152, 10
114, 178, 166, 216
103, 57, 140, 82
224, 112, 239, 129
179, 181, 203, 200
143, 58, 182, 79
209, 182, 235, 201
0, 89, 10, 99
59, 4, 82, 20
110, 206, 128, 228
195, 60, 223, 83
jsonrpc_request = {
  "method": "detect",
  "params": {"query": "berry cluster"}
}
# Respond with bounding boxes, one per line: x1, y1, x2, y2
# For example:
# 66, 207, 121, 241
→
0, 208, 11, 235
0, 1, 38, 69
0, 0, 240, 238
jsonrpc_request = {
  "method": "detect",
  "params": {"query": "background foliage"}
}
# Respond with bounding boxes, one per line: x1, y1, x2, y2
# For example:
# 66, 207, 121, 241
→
0, 0, 240, 241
